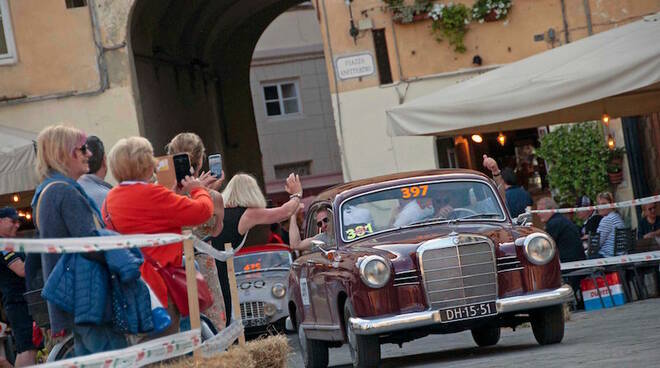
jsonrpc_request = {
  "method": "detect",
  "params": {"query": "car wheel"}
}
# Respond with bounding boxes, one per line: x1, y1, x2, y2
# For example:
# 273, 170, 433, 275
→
471, 324, 501, 347
343, 301, 380, 368
298, 321, 328, 368
530, 305, 565, 345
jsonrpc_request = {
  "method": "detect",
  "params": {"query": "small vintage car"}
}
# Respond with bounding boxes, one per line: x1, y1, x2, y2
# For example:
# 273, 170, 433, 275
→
234, 244, 292, 334
287, 170, 573, 368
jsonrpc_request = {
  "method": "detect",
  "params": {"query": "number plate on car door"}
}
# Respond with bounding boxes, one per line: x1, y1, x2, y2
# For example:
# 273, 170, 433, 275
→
439, 301, 497, 322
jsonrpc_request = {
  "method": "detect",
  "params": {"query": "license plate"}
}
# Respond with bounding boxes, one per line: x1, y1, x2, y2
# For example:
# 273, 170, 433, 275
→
243, 317, 268, 328
439, 301, 496, 322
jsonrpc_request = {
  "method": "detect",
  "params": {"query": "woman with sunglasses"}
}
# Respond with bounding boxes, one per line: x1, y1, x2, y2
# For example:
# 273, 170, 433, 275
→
211, 172, 302, 327
31, 125, 147, 356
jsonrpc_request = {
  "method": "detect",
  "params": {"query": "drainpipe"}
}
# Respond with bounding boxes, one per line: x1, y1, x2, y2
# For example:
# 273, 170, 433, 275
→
582, 0, 593, 35
559, 0, 570, 44
0, 0, 126, 106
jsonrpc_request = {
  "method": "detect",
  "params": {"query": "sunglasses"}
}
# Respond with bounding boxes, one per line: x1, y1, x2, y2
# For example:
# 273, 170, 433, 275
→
317, 217, 329, 227
75, 144, 89, 155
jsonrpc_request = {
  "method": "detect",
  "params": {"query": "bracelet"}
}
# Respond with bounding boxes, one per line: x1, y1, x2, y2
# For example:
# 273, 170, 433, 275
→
493, 171, 501, 177
290, 193, 302, 200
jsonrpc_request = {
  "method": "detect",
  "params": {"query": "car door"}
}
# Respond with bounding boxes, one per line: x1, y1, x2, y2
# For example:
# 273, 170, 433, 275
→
304, 205, 335, 326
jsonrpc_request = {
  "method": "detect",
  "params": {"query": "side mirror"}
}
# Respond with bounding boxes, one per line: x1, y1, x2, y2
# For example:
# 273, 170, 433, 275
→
515, 213, 532, 226
311, 239, 328, 253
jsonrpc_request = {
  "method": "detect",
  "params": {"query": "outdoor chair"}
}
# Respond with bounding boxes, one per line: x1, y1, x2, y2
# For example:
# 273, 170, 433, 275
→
615, 227, 647, 300
586, 232, 601, 259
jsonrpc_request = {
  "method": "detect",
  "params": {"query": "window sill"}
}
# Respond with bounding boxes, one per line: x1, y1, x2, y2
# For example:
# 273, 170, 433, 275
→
0, 56, 18, 66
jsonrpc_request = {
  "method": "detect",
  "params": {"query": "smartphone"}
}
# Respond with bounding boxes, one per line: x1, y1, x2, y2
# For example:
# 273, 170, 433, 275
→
208, 154, 223, 178
173, 153, 191, 187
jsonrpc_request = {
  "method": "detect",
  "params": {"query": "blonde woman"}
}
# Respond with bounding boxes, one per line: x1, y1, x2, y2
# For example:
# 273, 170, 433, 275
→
103, 137, 214, 336
31, 125, 141, 356
166, 132, 226, 329
211, 173, 302, 326
595, 191, 625, 257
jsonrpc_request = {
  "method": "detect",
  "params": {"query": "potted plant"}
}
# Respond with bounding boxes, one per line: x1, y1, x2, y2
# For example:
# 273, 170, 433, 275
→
429, 2, 471, 52
606, 147, 626, 185
385, 0, 433, 24
472, 0, 512, 23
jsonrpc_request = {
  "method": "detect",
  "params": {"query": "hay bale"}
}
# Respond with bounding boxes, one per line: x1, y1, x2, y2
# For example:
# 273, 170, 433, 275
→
157, 334, 289, 368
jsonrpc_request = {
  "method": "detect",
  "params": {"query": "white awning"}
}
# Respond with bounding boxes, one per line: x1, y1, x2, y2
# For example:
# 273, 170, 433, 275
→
0, 125, 38, 194
387, 13, 660, 137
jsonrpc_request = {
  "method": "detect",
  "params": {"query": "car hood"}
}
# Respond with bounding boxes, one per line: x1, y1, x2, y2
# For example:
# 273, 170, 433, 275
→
236, 269, 289, 289
346, 222, 518, 264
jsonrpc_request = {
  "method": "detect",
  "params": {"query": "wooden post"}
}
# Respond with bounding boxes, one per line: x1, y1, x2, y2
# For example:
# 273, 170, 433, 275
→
225, 242, 246, 346
183, 230, 201, 360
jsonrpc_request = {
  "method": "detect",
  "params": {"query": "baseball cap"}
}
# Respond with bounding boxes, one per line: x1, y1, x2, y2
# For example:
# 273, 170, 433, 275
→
0, 207, 19, 220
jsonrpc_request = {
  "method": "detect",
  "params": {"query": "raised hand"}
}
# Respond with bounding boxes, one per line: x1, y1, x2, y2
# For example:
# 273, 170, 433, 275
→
285, 173, 302, 196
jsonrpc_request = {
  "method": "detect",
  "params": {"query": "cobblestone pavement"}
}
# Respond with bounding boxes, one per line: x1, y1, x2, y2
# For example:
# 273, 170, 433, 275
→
288, 298, 660, 367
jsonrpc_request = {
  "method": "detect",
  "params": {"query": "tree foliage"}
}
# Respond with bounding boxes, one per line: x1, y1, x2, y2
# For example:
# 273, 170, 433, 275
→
536, 122, 609, 206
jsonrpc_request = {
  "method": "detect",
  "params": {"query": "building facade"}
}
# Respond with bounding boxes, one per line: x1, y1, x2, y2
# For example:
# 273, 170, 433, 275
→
250, 3, 342, 204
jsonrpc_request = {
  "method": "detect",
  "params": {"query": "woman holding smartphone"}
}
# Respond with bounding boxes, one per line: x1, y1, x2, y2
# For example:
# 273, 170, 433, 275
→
166, 132, 227, 329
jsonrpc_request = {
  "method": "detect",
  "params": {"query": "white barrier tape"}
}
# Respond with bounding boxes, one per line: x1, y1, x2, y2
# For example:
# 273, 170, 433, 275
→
39, 328, 201, 368
200, 320, 245, 357
561, 250, 660, 271
194, 238, 235, 262
0, 233, 190, 254
528, 194, 660, 215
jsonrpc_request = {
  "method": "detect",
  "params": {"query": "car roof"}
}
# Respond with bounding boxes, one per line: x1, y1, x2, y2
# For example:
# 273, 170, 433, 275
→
235, 244, 291, 256
315, 169, 492, 203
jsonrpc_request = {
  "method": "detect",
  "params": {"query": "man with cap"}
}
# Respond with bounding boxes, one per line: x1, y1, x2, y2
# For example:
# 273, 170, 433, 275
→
77, 136, 113, 209
0, 207, 38, 366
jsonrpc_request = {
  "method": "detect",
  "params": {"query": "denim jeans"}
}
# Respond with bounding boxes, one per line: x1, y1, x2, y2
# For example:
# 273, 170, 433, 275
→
73, 325, 127, 356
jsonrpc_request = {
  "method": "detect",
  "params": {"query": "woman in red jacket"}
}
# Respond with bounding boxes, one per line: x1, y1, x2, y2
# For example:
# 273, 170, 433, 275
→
102, 137, 214, 335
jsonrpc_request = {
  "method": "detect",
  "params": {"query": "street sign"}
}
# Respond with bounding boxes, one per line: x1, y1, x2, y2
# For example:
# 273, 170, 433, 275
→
335, 53, 375, 80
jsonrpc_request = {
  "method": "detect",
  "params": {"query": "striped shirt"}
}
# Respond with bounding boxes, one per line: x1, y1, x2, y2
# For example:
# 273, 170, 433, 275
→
597, 212, 625, 257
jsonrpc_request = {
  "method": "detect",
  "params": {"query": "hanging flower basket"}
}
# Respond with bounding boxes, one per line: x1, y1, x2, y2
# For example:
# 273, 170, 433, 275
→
392, 13, 430, 24
484, 9, 499, 22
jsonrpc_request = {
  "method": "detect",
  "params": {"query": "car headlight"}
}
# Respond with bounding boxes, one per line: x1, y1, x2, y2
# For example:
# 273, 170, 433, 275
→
264, 303, 276, 317
359, 255, 391, 288
271, 283, 286, 299
522, 233, 556, 265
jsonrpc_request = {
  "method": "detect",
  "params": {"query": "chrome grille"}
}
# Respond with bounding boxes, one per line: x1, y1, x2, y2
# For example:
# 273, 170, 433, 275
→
497, 255, 523, 272
419, 237, 497, 309
393, 269, 421, 286
240, 301, 265, 320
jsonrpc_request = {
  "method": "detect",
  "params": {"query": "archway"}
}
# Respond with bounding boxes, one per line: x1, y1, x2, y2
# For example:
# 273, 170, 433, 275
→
128, 0, 307, 185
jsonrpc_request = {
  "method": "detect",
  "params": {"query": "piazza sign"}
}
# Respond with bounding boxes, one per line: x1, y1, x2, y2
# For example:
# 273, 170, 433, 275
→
335, 53, 375, 80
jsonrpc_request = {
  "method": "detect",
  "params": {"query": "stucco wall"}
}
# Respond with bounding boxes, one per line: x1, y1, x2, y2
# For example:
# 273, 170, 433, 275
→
0, 0, 99, 98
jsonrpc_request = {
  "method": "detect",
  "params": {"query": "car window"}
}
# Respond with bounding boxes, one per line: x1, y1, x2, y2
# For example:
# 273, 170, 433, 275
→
340, 180, 504, 242
235, 251, 292, 273
305, 205, 336, 249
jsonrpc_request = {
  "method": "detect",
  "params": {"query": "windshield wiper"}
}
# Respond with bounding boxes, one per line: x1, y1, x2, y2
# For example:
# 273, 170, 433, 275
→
404, 216, 449, 227
455, 213, 502, 220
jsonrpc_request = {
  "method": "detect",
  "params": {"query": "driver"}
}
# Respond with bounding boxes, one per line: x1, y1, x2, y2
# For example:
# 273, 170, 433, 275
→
289, 206, 332, 251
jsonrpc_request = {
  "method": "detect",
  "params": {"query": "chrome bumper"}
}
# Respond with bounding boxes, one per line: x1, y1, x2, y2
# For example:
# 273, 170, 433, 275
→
349, 285, 574, 335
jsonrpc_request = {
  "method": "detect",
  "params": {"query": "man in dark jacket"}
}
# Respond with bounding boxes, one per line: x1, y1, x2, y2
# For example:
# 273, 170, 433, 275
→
0, 207, 38, 366
537, 198, 586, 263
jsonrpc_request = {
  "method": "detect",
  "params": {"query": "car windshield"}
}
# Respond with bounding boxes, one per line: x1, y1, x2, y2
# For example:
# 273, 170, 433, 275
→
234, 251, 292, 274
340, 180, 505, 242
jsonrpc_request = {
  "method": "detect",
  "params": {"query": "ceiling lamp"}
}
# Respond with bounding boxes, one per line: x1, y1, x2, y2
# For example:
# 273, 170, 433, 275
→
471, 134, 483, 143
497, 132, 506, 146
607, 134, 616, 149
602, 113, 610, 124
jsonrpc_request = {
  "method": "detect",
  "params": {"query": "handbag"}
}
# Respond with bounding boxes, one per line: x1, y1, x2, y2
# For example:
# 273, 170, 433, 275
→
103, 201, 213, 317
144, 254, 214, 317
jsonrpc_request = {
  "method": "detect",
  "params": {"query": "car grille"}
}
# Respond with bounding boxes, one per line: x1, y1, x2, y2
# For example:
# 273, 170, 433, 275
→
240, 301, 265, 320
496, 255, 523, 272
419, 237, 497, 310
393, 269, 421, 286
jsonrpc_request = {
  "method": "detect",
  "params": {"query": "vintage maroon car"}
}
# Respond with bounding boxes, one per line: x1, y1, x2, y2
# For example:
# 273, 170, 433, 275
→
287, 169, 573, 368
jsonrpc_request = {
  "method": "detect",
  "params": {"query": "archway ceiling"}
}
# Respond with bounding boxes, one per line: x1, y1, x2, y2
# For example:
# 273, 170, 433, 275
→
131, 0, 305, 76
